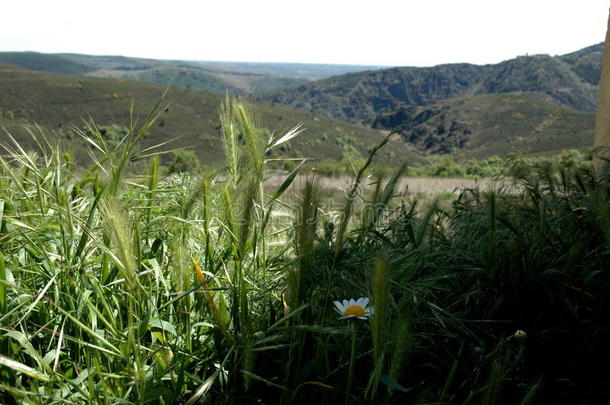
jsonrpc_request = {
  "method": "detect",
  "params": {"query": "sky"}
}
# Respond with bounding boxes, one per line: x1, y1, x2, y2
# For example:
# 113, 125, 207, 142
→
1, 0, 608, 67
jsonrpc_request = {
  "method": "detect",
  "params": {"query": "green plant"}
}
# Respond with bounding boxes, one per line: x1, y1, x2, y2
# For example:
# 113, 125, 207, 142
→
0, 95, 608, 405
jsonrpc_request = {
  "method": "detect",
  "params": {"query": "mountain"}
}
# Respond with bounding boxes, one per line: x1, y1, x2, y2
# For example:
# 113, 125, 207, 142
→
0, 44, 599, 162
57, 53, 386, 80
59, 53, 311, 94
558, 43, 603, 85
0, 52, 94, 75
0, 63, 422, 168
85, 65, 309, 94
0, 51, 386, 95
263, 44, 602, 125
372, 94, 594, 158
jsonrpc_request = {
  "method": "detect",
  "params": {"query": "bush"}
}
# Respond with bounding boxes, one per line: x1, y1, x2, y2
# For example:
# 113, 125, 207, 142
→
166, 149, 200, 174
406, 151, 592, 179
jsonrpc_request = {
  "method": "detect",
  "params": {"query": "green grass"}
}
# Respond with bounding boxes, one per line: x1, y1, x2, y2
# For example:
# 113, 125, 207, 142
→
1, 98, 609, 404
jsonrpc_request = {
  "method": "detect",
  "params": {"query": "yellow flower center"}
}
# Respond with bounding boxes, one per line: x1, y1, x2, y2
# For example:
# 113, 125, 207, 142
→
343, 305, 366, 317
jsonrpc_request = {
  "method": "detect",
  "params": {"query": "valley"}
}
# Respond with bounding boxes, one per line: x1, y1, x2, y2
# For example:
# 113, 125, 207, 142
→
0, 43, 602, 171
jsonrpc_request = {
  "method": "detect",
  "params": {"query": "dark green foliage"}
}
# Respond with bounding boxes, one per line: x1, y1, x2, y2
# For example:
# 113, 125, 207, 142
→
264, 158, 610, 404
437, 166, 610, 404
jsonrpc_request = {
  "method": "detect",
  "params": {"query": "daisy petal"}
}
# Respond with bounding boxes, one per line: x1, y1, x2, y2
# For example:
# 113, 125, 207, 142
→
334, 298, 376, 321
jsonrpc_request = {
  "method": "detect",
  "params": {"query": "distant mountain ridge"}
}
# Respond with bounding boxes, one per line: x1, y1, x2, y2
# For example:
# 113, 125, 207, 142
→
0, 52, 94, 75
0, 51, 385, 95
263, 43, 602, 125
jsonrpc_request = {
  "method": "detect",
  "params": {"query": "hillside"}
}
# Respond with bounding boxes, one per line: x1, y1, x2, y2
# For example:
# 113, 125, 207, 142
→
559, 43, 604, 85
372, 94, 594, 158
0, 52, 94, 75
85, 65, 309, 94
0, 51, 385, 95
0, 64, 422, 168
0, 44, 599, 163
263, 43, 602, 125
78, 57, 386, 94
57, 53, 386, 79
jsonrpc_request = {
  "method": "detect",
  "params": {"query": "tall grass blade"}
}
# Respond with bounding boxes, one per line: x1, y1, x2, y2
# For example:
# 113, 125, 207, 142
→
0, 355, 50, 382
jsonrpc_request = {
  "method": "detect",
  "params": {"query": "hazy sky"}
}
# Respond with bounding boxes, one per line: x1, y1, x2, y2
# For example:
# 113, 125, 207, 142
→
1, 1, 608, 66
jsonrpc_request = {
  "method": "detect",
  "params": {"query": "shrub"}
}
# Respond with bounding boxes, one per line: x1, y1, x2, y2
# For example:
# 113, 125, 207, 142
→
166, 149, 201, 174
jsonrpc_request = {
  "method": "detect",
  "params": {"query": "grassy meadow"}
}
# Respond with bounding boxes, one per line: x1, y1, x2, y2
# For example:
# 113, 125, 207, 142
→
1, 97, 609, 404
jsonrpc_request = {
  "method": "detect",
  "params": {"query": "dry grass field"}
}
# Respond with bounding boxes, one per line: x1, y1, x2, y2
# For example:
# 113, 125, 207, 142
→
265, 173, 498, 200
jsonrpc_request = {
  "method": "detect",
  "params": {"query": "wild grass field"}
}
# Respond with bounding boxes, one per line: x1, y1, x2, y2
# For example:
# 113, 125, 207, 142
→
1, 98, 609, 404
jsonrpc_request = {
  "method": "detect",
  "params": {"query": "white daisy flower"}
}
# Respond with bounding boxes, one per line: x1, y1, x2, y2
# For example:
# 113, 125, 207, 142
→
333, 297, 374, 320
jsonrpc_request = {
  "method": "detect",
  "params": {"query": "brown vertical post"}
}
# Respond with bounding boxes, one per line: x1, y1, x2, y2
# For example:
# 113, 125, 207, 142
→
594, 10, 610, 172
